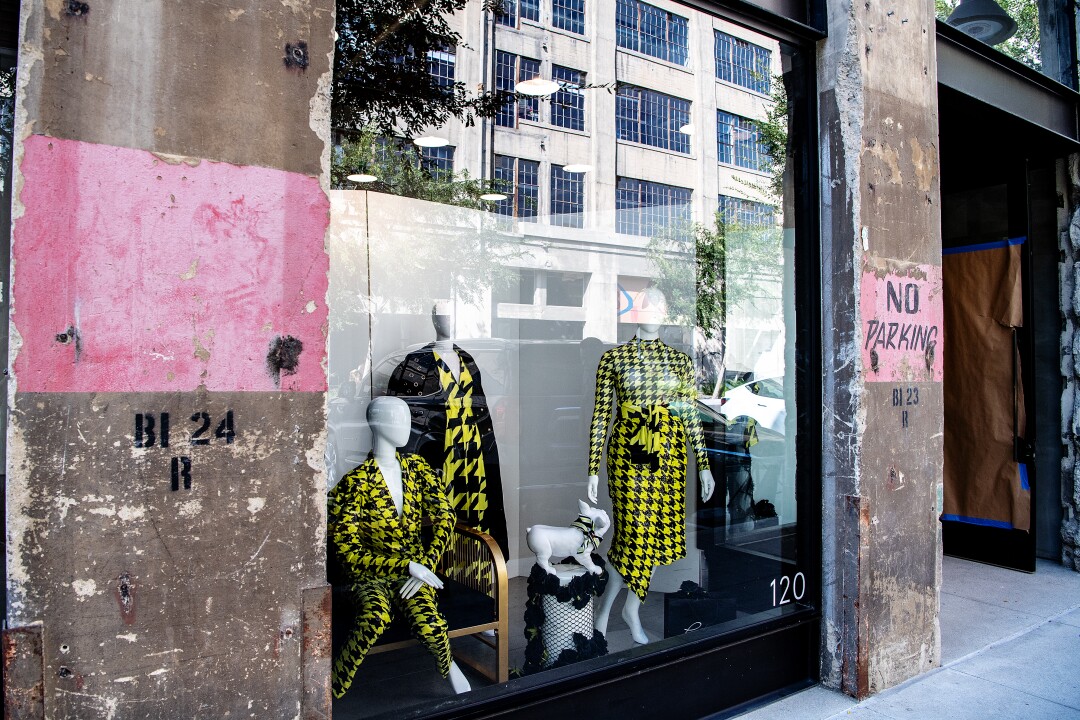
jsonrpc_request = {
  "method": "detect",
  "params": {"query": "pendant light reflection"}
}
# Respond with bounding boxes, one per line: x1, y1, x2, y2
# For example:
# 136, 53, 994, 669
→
515, 78, 561, 97
347, 173, 378, 183
562, 164, 592, 173
678, 124, 694, 135
945, 0, 1017, 44
414, 135, 450, 148
480, 193, 508, 202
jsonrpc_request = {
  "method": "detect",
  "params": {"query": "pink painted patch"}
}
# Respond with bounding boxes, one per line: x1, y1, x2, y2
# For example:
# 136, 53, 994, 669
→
13, 136, 329, 392
860, 264, 943, 383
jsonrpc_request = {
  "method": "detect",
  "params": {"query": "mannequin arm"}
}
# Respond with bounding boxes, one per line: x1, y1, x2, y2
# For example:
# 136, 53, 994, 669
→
587, 351, 615, 477
415, 456, 455, 567
587, 474, 599, 504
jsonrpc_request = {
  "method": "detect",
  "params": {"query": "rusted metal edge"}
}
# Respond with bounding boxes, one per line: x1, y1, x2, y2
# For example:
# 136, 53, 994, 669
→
301, 584, 332, 720
3, 625, 45, 720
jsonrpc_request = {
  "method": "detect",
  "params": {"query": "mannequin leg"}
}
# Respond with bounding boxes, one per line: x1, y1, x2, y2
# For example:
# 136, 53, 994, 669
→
332, 582, 393, 698
447, 661, 471, 694
620, 591, 649, 645
593, 565, 626, 636
400, 585, 457, 681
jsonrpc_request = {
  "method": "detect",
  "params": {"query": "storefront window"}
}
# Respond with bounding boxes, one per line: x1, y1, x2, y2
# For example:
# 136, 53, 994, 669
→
327, 1, 813, 716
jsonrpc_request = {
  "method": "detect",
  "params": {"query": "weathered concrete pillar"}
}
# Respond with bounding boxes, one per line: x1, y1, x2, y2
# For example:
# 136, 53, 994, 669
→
6, 2, 334, 718
1061, 156, 1080, 571
818, 0, 944, 698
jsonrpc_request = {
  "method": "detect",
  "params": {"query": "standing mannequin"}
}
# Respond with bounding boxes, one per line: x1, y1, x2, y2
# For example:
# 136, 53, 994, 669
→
386, 302, 509, 558
586, 289, 714, 644
328, 396, 471, 697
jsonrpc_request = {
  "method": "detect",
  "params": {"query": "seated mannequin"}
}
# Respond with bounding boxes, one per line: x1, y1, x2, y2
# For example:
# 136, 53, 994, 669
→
328, 396, 471, 697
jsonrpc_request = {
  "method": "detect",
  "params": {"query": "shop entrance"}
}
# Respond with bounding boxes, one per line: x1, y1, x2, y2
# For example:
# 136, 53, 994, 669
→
937, 85, 1067, 571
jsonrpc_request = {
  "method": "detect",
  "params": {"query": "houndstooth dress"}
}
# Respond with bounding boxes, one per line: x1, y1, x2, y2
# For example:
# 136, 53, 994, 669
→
588, 337, 708, 601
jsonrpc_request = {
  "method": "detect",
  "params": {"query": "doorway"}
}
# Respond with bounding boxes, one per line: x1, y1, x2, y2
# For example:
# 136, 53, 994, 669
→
938, 85, 1067, 571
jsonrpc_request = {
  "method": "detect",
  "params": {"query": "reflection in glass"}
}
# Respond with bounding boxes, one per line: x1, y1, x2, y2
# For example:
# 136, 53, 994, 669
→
327, 1, 807, 715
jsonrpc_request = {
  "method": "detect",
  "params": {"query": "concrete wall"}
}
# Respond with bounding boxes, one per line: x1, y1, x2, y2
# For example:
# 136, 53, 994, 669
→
5, 2, 334, 718
818, 0, 944, 697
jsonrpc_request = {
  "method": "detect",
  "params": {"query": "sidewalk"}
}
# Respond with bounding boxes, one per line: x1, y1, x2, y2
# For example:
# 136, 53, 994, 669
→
732, 555, 1080, 720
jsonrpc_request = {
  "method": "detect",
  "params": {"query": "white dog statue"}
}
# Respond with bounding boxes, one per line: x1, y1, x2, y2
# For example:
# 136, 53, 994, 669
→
526, 500, 611, 575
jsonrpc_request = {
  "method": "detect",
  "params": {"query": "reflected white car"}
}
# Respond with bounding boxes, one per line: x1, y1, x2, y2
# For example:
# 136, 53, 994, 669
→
718, 377, 786, 434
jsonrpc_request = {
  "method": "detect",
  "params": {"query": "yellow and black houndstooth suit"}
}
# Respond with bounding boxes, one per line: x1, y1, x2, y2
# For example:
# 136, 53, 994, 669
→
328, 452, 455, 698
588, 337, 708, 601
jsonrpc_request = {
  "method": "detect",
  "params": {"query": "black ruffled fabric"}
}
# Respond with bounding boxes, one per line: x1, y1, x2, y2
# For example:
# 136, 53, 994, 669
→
513, 556, 610, 676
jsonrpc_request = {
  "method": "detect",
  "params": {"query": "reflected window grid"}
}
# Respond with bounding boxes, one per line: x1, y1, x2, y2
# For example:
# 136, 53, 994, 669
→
616, 0, 690, 65
495, 155, 540, 221
717, 110, 768, 171
518, 57, 541, 122
419, 146, 455, 179
616, 177, 692, 236
616, 85, 691, 153
497, 52, 541, 126
718, 194, 775, 227
427, 46, 456, 89
497, 0, 540, 27
551, 66, 585, 131
714, 31, 771, 94
552, 0, 585, 34
551, 165, 585, 228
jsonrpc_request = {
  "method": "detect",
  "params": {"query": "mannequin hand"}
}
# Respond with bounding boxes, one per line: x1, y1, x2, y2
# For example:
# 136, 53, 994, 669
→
700, 469, 715, 503
400, 576, 425, 599
587, 475, 599, 504
401, 561, 443, 599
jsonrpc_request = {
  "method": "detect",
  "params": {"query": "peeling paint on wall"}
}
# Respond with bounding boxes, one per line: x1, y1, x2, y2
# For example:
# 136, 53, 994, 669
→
12, 135, 329, 393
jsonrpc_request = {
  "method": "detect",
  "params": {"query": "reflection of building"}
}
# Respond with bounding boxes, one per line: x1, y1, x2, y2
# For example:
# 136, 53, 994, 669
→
422, 0, 783, 369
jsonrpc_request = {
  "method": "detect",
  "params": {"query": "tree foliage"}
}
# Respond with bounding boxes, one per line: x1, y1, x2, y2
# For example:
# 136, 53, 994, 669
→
936, 0, 1042, 69
332, 127, 498, 209
648, 216, 783, 342
334, 0, 511, 135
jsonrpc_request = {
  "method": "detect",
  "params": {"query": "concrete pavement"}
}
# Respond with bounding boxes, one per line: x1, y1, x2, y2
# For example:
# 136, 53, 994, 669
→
731, 555, 1080, 720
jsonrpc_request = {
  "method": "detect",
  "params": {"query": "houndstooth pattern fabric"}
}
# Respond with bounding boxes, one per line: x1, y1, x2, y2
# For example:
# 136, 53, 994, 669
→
587, 337, 708, 601
328, 453, 454, 697
434, 352, 490, 534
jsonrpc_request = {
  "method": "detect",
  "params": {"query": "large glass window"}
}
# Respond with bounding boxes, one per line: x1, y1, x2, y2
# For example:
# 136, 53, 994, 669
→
552, 66, 586, 131
427, 46, 456, 89
496, 52, 541, 127
494, 155, 540, 220
497, 0, 540, 27
616, 0, 690, 65
551, 164, 586, 227
328, 2, 814, 716
616, 177, 692, 235
552, 0, 586, 34
715, 31, 771, 93
719, 194, 775, 227
718, 110, 768, 171
419, 145, 455, 179
616, 85, 691, 153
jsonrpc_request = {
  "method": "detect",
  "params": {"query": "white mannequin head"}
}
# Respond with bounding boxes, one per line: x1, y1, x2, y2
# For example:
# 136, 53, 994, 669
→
367, 396, 411, 449
431, 300, 453, 341
637, 287, 668, 335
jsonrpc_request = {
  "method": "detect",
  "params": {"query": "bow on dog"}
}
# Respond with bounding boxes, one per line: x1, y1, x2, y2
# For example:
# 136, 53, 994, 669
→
570, 514, 603, 554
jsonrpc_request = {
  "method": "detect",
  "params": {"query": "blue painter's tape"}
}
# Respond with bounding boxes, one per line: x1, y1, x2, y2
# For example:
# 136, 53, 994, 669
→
941, 514, 1014, 529
1019, 462, 1030, 491
942, 236, 1026, 255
